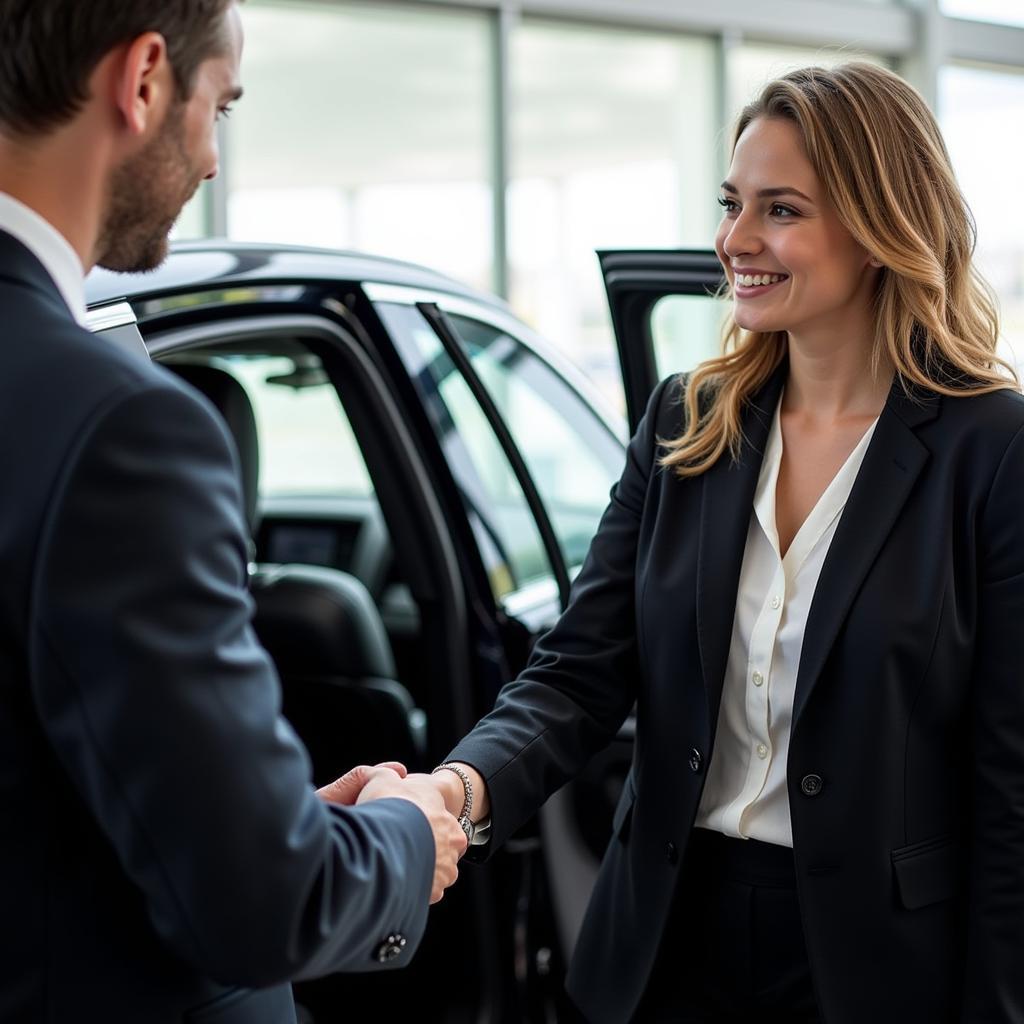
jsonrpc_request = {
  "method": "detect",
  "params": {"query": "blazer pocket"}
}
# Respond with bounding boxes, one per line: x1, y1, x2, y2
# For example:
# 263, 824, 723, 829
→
891, 835, 959, 910
611, 772, 637, 845
184, 983, 296, 1024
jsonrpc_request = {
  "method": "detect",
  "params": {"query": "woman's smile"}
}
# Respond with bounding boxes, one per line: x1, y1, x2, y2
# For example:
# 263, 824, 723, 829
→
732, 268, 789, 297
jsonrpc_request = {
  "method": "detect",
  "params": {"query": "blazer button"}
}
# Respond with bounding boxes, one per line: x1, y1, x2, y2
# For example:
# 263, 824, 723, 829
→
666, 842, 679, 865
688, 748, 703, 773
800, 774, 824, 797
373, 934, 408, 963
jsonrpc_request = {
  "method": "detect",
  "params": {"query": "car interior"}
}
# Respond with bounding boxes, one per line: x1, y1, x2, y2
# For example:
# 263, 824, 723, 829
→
164, 353, 430, 783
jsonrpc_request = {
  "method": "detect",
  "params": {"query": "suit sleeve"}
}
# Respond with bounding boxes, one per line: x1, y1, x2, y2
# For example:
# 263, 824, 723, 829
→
962, 419, 1024, 1021
447, 375, 677, 852
28, 379, 434, 987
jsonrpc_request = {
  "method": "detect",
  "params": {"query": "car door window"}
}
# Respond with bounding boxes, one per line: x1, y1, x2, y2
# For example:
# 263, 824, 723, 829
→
650, 293, 728, 379
378, 302, 552, 599
378, 301, 624, 602
443, 313, 623, 574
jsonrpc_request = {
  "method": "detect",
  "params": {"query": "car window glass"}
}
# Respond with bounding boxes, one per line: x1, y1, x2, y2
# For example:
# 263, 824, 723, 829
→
377, 302, 551, 599
649, 294, 728, 378
379, 301, 624, 602
225, 354, 373, 498
443, 313, 623, 574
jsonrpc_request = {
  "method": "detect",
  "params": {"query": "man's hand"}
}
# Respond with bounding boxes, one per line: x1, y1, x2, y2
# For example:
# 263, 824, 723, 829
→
319, 765, 467, 904
316, 762, 408, 806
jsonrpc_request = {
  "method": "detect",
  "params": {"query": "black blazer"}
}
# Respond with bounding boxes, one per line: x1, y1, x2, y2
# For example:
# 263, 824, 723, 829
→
0, 232, 435, 1024
449, 363, 1024, 1023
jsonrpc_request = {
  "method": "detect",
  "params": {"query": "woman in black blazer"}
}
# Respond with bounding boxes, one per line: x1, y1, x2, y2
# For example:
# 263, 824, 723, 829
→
430, 62, 1024, 1023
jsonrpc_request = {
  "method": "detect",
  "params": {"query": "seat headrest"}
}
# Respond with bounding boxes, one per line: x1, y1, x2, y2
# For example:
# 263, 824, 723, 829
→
249, 564, 396, 680
169, 363, 260, 535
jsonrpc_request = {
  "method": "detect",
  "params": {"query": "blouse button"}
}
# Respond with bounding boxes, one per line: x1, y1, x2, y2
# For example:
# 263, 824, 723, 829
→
771, 595, 782, 609
756, 743, 769, 759
752, 671, 764, 687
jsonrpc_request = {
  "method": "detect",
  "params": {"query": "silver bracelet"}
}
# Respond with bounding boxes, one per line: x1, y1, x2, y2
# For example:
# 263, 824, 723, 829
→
432, 762, 473, 840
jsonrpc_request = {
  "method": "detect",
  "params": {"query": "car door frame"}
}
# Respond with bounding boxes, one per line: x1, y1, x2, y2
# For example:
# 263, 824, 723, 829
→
599, 248, 725, 432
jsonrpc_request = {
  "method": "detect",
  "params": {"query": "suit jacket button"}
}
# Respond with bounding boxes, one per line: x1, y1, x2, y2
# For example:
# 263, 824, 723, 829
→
800, 774, 824, 797
666, 842, 679, 865
688, 748, 703, 773
373, 934, 408, 963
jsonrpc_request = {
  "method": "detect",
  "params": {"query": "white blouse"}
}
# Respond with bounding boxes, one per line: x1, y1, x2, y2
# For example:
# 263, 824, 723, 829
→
694, 395, 879, 848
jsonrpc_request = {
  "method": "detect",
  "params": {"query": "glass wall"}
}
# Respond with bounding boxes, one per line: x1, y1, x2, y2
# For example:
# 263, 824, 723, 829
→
940, 0, 1024, 28
216, 1, 1024, 404
227, 1, 494, 293
170, 190, 208, 242
940, 63, 1024, 371
508, 22, 717, 409
727, 43, 888, 130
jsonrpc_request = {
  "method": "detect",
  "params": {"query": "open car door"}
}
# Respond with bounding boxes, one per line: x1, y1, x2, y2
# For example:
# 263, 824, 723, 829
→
599, 248, 725, 431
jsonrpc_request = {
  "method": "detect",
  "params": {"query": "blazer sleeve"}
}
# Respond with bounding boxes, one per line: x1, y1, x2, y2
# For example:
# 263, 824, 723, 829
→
28, 378, 434, 987
447, 375, 678, 852
962, 419, 1024, 1021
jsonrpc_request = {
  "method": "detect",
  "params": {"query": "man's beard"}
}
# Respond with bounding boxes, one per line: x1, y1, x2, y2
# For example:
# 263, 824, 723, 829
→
96, 103, 203, 274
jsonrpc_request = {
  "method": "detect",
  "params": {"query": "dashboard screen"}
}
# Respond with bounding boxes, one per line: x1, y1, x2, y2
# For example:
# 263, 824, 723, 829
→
265, 524, 340, 566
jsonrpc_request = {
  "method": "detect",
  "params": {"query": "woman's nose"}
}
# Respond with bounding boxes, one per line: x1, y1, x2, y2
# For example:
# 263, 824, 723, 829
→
722, 211, 762, 259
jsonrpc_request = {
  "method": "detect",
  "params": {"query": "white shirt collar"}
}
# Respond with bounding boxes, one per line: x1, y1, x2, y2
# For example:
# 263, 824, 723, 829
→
0, 192, 87, 326
753, 390, 880, 573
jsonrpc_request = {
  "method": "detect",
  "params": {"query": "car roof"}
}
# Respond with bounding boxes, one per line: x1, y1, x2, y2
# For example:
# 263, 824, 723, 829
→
84, 238, 630, 443
85, 239, 514, 313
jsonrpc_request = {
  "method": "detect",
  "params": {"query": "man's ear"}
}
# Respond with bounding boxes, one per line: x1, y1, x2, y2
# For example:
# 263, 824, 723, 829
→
113, 32, 172, 137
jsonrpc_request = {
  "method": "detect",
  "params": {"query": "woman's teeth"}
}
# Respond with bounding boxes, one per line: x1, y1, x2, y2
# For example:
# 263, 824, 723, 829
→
736, 273, 786, 287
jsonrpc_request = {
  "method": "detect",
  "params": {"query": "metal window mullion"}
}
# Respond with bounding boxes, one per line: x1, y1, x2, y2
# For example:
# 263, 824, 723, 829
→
205, 117, 231, 238
897, 0, 944, 109
490, 3, 515, 299
944, 17, 1024, 69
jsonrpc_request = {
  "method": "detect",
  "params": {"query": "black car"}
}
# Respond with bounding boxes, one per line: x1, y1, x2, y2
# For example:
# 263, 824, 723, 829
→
85, 242, 723, 1023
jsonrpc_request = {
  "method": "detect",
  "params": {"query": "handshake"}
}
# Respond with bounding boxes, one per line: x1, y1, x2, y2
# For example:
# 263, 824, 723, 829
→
316, 762, 481, 904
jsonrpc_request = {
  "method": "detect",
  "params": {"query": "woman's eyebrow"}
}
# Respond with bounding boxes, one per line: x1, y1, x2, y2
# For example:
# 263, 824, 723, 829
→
720, 181, 814, 203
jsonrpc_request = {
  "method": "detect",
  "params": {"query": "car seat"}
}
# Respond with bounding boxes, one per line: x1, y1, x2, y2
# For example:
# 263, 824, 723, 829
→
167, 361, 426, 785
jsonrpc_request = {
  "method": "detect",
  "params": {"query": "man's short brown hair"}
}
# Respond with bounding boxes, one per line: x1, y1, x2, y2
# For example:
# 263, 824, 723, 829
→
0, 0, 237, 136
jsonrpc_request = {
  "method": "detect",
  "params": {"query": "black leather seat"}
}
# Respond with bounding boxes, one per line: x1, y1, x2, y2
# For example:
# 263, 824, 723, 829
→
168, 361, 426, 785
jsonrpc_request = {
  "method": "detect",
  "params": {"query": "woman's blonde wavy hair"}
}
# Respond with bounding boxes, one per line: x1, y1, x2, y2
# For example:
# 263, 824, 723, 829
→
661, 61, 1017, 478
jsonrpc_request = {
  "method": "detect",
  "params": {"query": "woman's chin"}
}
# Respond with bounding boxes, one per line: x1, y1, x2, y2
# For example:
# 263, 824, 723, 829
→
733, 311, 780, 334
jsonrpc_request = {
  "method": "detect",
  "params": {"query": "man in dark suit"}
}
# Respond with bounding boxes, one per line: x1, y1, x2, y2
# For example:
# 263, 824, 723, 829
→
0, 2, 466, 1021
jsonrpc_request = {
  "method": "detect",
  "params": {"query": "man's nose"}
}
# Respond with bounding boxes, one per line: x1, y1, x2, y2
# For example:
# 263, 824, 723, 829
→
203, 138, 221, 181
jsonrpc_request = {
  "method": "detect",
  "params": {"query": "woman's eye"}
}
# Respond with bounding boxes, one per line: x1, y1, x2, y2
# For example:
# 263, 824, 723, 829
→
717, 196, 738, 213
216, 105, 234, 122
770, 203, 798, 217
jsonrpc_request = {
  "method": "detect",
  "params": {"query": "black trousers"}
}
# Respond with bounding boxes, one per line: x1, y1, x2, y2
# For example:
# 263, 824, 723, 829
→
631, 828, 823, 1023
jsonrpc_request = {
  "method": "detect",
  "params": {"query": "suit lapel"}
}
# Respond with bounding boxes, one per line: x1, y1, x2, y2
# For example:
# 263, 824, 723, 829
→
696, 363, 785, 727
0, 228, 72, 317
791, 380, 939, 727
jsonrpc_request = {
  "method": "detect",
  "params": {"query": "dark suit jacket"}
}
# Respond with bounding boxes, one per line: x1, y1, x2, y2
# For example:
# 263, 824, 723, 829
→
0, 231, 435, 1024
449, 364, 1024, 1023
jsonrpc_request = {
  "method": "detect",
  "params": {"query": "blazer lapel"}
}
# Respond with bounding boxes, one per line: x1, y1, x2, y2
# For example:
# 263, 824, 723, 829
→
791, 380, 940, 727
696, 363, 786, 728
